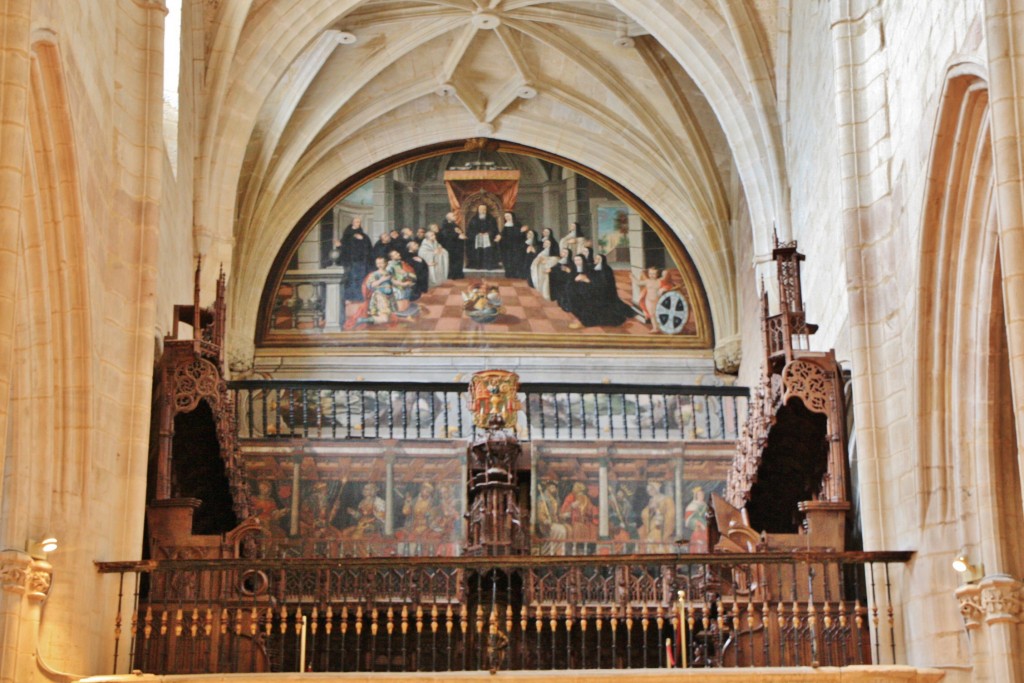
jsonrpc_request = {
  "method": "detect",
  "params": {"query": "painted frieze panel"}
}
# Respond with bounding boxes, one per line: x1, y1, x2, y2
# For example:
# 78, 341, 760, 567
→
530, 442, 731, 556
244, 448, 465, 557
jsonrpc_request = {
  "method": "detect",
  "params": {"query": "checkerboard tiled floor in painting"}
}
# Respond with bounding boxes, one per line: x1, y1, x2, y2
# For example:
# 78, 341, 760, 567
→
343, 269, 662, 336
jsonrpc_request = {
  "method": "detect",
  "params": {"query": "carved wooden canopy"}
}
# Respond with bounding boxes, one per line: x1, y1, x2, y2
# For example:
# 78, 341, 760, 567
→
726, 237, 850, 537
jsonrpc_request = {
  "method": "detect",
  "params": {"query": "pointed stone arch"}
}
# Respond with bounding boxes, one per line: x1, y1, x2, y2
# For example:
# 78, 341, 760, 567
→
916, 63, 1023, 577
3, 37, 93, 547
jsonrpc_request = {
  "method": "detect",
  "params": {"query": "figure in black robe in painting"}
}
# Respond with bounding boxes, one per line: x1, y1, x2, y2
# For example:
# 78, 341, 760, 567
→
559, 254, 634, 328
438, 212, 466, 279
582, 254, 637, 326
372, 231, 395, 263
549, 248, 574, 310
466, 204, 499, 270
405, 241, 430, 301
340, 216, 372, 302
499, 212, 520, 277
394, 228, 415, 258
576, 238, 595, 267
556, 253, 588, 313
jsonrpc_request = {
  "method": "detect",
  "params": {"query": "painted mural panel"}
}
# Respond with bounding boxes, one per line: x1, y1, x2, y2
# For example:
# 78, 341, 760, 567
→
259, 150, 711, 350
244, 450, 465, 557
530, 443, 729, 556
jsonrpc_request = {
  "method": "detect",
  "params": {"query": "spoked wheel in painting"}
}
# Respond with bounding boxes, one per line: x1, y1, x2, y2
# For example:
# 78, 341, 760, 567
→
655, 289, 689, 334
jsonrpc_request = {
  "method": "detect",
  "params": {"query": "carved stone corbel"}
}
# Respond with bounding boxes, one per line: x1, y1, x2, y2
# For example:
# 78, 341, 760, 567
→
25, 560, 52, 602
714, 336, 742, 374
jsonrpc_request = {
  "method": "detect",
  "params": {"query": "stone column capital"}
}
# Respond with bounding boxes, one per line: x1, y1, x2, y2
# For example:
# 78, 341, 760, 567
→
0, 550, 52, 601
0, 551, 32, 596
956, 574, 1024, 629
979, 575, 1024, 625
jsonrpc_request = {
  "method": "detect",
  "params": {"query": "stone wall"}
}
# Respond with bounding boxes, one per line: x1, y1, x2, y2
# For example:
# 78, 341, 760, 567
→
0, 0, 206, 678
2, 0, 1023, 680
784, 0, 847, 358
765, 0, 1006, 679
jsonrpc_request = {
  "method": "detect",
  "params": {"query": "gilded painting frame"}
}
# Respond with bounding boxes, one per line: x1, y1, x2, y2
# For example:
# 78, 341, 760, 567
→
255, 139, 714, 352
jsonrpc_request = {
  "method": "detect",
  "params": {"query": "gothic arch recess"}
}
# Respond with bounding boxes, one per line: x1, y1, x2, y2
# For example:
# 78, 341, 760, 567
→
916, 67, 1024, 578
2, 39, 92, 550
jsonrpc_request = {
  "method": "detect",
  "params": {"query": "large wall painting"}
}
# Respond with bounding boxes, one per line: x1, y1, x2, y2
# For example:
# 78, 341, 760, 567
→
258, 146, 712, 351
244, 449, 466, 557
530, 442, 730, 556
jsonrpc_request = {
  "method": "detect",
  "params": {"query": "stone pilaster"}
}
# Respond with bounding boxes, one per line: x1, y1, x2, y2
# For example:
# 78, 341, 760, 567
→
956, 575, 1024, 680
985, 0, 1024, 536
0, 0, 32, 529
829, 0, 893, 551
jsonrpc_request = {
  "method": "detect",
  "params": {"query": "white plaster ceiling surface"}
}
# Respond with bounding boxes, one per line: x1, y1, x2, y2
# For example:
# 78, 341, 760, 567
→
203, 0, 785, 359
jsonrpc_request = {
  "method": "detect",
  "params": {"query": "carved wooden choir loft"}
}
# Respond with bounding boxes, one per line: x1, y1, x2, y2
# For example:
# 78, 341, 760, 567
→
99, 244, 909, 675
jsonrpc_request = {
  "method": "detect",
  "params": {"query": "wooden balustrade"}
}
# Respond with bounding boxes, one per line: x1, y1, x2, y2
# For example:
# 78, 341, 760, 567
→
232, 381, 749, 443
97, 550, 910, 675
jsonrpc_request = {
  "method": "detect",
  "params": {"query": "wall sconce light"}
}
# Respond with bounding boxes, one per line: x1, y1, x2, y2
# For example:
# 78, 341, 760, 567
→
27, 536, 58, 559
952, 550, 983, 582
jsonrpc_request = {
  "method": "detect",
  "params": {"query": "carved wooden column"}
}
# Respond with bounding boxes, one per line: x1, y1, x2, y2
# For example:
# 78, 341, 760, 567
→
465, 370, 526, 556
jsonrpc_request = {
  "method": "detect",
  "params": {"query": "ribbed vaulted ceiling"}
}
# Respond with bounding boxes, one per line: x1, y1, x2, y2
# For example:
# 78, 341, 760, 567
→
205, 0, 785, 361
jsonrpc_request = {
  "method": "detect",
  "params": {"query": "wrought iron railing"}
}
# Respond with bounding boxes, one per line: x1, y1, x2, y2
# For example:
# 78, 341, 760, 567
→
232, 381, 749, 442
98, 550, 910, 675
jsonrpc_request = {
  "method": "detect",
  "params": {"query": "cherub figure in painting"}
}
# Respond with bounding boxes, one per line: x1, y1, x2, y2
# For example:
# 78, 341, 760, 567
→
632, 266, 674, 333
463, 281, 505, 323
